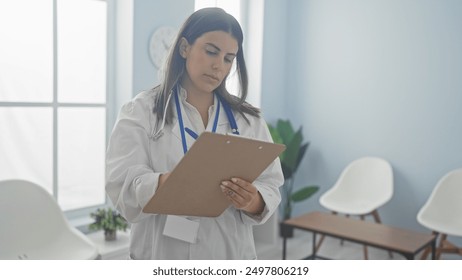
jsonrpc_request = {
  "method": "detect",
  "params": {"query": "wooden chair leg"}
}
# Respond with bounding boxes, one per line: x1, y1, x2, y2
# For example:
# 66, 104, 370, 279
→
359, 215, 368, 259
371, 210, 393, 258
420, 246, 432, 260
371, 210, 381, 223
440, 239, 460, 254
340, 213, 348, 245
436, 234, 447, 260
436, 232, 462, 259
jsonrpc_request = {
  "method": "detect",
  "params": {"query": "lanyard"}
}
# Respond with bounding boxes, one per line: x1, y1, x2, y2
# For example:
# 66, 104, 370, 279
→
174, 88, 239, 154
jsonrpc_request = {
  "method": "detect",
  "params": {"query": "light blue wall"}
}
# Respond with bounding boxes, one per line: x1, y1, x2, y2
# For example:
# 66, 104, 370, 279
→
270, 0, 462, 237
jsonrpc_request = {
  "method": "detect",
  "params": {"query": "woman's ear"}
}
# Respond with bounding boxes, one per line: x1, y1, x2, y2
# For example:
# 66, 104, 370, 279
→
179, 37, 190, 58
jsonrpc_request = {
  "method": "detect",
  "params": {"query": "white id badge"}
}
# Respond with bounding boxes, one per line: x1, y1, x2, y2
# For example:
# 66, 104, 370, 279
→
163, 215, 199, 243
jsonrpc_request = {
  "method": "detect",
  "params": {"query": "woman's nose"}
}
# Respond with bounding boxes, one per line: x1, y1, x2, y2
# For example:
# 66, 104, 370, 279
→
211, 62, 220, 70
212, 57, 224, 70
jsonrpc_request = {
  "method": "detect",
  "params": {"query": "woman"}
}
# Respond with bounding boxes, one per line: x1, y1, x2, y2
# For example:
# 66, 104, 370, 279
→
106, 7, 283, 259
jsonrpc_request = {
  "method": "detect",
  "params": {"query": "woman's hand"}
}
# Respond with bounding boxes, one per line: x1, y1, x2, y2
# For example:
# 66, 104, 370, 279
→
220, 177, 265, 215
158, 172, 171, 189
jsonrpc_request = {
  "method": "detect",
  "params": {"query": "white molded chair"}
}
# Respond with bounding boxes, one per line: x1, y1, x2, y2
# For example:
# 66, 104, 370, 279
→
0, 180, 99, 260
317, 157, 394, 259
417, 168, 462, 259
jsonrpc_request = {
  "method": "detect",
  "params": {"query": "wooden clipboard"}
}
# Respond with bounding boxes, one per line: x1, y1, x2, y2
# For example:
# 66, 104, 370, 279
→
142, 132, 286, 217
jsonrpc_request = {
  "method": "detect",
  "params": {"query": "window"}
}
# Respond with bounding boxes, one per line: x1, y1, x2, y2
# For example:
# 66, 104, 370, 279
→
195, 0, 263, 107
0, 0, 108, 212
195, 0, 241, 97
195, 0, 241, 22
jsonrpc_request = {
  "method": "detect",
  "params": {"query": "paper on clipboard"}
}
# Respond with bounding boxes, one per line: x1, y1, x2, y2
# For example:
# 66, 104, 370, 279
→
142, 132, 285, 217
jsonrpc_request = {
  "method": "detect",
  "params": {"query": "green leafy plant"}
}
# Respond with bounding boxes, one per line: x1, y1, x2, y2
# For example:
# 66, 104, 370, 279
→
268, 119, 319, 220
89, 208, 128, 240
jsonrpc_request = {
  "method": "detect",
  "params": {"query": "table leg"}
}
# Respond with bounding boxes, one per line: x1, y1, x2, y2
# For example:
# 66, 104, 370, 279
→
312, 232, 316, 260
282, 236, 287, 260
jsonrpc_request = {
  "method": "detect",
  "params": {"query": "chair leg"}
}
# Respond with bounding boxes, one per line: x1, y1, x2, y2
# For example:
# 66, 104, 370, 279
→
436, 234, 448, 260
440, 239, 460, 254
371, 210, 381, 223
434, 234, 461, 260
360, 215, 368, 260
371, 210, 393, 259
420, 246, 432, 260
340, 213, 347, 246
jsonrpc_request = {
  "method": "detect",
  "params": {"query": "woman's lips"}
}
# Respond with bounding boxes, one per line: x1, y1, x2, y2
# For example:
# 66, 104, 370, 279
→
204, 74, 220, 82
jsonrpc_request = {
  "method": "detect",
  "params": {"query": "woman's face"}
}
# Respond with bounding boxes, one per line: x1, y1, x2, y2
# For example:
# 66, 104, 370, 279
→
180, 31, 238, 95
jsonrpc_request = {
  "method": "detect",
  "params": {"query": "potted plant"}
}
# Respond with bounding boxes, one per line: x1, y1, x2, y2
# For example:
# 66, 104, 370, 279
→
89, 208, 128, 241
268, 119, 319, 237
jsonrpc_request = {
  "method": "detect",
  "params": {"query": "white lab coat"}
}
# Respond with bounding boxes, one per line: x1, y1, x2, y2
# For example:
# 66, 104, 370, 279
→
106, 88, 284, 259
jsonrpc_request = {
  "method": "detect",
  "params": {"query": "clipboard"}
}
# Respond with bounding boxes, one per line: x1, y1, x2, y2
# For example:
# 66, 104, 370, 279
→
142, 132, 286, 217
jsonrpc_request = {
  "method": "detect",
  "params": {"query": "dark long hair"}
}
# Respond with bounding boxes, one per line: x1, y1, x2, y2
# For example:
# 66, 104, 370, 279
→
152, 7, 260, 124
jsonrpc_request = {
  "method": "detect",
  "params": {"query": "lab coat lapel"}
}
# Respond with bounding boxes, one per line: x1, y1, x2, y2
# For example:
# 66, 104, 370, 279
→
215, 99, 231, 134
171, 92, 232, 142
170, 118, 182, 142
170, 105, 196, 152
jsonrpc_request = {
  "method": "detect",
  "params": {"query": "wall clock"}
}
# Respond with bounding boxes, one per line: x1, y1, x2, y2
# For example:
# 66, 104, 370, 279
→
149, 26, 177, 69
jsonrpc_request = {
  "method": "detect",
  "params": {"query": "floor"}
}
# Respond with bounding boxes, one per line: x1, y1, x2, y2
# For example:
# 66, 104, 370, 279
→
255, 230, 460, 260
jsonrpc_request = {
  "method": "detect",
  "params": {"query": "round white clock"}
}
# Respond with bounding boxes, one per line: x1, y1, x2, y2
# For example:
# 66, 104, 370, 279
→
149, 26, 177, 69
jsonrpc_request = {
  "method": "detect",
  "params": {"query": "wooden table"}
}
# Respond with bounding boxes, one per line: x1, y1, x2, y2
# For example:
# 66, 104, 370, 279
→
281, 211, 436, 260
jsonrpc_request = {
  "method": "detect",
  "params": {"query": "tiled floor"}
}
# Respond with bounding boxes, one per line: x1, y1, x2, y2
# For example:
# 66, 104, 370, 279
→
256, 231, 460, 260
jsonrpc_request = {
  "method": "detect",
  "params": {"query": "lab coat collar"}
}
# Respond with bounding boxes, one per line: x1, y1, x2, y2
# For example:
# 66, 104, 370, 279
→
170, 87, 230, 142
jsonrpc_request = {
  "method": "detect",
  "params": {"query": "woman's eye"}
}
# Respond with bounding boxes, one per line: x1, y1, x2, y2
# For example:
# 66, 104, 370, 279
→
225, 56, 235, 64
206, 50, 217, 56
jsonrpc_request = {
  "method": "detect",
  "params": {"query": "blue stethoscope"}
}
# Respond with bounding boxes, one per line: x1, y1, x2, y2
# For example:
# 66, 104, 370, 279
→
173, 87, 239, 154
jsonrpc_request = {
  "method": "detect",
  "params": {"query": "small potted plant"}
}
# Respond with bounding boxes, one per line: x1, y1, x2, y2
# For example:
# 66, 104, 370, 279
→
89, 208, 128, 241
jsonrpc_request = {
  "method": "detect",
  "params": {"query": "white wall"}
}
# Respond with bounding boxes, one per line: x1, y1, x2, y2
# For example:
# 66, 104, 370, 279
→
268, 0, 462, 241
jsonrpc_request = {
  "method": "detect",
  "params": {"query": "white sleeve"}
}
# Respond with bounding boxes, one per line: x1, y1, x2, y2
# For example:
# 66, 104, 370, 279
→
105, 98, 160, 223
240, 116, 284, 225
